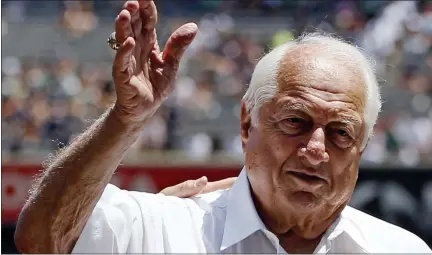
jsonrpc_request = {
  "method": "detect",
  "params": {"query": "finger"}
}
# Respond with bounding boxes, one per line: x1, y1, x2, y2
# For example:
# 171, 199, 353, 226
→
113, 37, 136, 82
162, 23, 198, 69
159, 179, 200, 197
150, 50, 164, 66
138, 1, 158, 68
115, 9, 133, 44
123, 0, 140, 19
202, 177, 237, 193
159, 176, 208, 197
149, 33, 163, 65
138, 0, 157, 31
125, 1, 142, 40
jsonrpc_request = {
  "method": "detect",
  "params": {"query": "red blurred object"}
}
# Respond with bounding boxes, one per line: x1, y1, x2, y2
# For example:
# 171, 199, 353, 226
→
1, 164, 241, 223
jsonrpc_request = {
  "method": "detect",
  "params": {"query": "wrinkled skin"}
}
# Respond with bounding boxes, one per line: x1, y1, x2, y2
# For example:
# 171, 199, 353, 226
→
241, 45, 367, 253
14, 1, 202, 253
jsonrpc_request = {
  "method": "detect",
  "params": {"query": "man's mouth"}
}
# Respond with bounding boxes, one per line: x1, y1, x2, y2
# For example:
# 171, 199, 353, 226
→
287, 170, 326, 183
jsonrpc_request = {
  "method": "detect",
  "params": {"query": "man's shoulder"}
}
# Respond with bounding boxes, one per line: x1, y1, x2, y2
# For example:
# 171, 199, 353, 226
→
100, 184, 231, 211
190, 188, 231, 210
342, 205, 417, 236
342, 206, 431, 252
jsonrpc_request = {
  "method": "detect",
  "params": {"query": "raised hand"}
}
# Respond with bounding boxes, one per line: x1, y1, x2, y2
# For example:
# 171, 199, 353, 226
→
112, 0, 198, 124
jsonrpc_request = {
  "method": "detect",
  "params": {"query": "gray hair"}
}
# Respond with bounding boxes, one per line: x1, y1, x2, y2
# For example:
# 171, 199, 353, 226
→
242, 32, 382, 150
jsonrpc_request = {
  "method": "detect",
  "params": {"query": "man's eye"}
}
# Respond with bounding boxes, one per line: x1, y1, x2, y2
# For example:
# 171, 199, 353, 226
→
286, 118, 303, 124
337, 129, 349, 137
279, 118, 308, 135
329, 128, 355, 149
334, 129, 353, 140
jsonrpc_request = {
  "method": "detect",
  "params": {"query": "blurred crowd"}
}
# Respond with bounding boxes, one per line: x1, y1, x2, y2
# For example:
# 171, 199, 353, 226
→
2, 0, 432, 166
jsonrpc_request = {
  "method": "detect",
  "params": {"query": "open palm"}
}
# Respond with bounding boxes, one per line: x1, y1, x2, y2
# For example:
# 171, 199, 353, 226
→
112, 0, 197, 123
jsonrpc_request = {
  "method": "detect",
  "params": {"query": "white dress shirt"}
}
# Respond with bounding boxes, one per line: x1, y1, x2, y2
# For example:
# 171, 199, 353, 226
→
73, 168, 431, 253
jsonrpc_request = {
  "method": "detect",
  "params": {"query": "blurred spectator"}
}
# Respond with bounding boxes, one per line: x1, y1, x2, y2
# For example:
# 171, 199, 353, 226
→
61, 1, 98, 37
40, 98, 84, 150
1, 0, 431, 166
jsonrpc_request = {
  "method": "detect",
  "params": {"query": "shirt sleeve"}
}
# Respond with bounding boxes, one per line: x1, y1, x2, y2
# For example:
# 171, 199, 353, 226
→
72, 184, 144, 253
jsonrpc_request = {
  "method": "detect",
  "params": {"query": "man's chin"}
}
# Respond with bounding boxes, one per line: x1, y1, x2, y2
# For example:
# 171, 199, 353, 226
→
285, 191, 324, 210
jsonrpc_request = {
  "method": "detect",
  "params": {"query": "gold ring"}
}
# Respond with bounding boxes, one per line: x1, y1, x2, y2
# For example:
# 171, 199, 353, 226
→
107, 32, 120, 51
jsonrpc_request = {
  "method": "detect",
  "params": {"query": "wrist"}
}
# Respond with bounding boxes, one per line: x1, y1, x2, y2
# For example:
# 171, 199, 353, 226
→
110, 103, 157, 129
109, 106, 143, 133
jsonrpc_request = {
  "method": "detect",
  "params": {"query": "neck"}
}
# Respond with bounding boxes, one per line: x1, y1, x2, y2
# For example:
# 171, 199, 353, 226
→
251, 189, 348, 240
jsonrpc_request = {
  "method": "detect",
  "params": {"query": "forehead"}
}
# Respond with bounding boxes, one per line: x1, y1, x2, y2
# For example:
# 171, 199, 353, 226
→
275, 45, 366, 116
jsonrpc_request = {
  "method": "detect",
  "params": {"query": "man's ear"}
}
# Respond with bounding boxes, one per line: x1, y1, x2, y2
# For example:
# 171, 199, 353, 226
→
240, 101, 252, 150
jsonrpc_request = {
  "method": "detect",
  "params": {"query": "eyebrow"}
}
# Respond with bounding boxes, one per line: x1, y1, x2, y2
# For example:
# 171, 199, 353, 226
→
279, 102, 310, 113
276, 101, 362, 126
334, 116, 362, 126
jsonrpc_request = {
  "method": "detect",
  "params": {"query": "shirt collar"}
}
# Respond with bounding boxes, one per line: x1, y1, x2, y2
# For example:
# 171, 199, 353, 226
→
324, 206, 369, 253
220, 167, 266, 251
220, 167, 369, 253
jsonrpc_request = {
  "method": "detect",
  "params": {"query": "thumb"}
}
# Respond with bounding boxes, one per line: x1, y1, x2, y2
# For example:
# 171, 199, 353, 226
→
162, 23, 198, 68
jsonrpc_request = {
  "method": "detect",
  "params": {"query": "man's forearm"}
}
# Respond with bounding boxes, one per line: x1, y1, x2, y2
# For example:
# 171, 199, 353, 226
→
15, 106, 145, 253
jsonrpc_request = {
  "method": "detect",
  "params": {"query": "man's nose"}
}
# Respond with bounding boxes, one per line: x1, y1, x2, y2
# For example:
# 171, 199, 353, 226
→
297, 127, 329, 166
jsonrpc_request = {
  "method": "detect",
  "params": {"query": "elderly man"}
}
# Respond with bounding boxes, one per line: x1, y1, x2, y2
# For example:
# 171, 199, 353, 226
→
15, 1, 431, 254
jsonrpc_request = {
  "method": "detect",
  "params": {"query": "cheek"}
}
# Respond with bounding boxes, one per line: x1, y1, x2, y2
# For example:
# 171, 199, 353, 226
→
330, 147, 361, 175
259, 127, 299, 171
270, 133, 299, 159
327, 149, 361, 199
245, 127, 290, 178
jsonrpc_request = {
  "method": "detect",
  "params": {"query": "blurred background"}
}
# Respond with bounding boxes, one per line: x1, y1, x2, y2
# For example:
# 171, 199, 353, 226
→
1, 0, 432, 253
